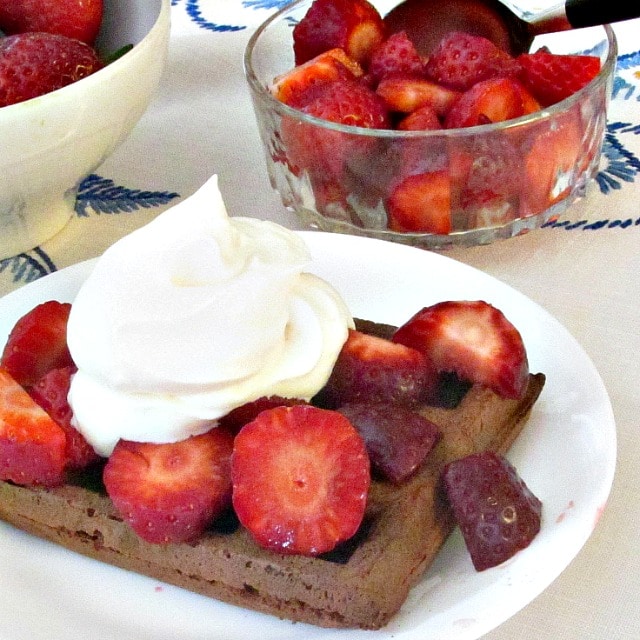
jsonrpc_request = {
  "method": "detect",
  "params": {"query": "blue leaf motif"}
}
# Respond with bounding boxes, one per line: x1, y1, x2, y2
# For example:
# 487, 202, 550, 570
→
75, 174, 180, 218
0, 248, 58, 285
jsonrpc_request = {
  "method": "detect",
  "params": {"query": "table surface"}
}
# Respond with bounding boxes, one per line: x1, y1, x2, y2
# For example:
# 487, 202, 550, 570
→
1, 2, 639, 639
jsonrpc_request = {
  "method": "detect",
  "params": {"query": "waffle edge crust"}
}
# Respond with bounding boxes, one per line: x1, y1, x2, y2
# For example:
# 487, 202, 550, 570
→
0, 346, 545, 629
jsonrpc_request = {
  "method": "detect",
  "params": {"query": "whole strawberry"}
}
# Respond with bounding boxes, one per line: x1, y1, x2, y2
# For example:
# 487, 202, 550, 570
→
0, 32, 103, 107
0, 0, 103, 45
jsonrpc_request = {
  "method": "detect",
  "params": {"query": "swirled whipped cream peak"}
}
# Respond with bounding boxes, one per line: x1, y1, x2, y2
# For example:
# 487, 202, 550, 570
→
67, 175, 353, 457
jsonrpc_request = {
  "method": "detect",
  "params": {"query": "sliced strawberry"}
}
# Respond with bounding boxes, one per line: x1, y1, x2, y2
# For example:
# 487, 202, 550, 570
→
442, 451, 542, 571
292, 0, 385, 66
368, 31, 425, 83
282, 78, 389, 180
0, 368, 66, 486
29, 365, 100, 470
518, 50, 601, 107
397, 104, 442, 131
392, 300, 529, 399
103, 428, 234, 544
457, 135, 522, 210
386, 170, 452, 234
424, 31, 521, 92
338, 402, 440, 483
320, 328, 435, 407
376, 76, 460, 116
271, 48, 363, 108
1, 300, 74, 388
520, 115, 582, 216
0, 0, 103, 45
231, 405, 370, 556
218, 395, 308, 434
444, 77, 526, 129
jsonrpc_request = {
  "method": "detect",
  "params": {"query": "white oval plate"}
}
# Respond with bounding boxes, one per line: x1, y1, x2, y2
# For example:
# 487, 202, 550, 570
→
0, 232, 616, 640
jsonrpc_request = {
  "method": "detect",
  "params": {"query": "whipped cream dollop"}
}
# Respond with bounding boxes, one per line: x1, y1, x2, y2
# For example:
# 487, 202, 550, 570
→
67, 176, 353, 456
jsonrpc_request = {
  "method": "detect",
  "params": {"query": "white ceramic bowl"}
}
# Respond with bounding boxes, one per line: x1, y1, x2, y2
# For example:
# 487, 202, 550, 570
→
0, 0, 171, 260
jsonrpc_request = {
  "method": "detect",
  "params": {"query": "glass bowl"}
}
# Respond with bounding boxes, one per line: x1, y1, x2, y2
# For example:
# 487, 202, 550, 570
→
244, 0, 617, 249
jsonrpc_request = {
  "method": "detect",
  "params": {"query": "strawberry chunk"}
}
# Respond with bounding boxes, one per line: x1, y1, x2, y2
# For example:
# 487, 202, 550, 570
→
232, 405, 370, 556
518, 50, 601, 107
320, 328, 436, 407
0, 368, 66, 486
29, 366, 100, 470
425, 31, 521, 92
392, 300, 529, 398
520, 115, 582, 216
292, 0, 385, 66
103, 429, 234, 544
444, 77, 527, 129
368, 31, 425, 83
442, 451, 542, 571
386, 170, 452, 234
338, 402, 440, 483
282, 78, 389, 180
1, 300, 74, 388
376, 76, 460, 116
270, 48, 363, 108
397, 104, 442, 131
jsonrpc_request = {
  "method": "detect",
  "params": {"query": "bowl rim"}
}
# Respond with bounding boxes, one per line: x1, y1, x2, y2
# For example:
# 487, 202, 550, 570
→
0, 0, 171, 115
243, 0, 618, 138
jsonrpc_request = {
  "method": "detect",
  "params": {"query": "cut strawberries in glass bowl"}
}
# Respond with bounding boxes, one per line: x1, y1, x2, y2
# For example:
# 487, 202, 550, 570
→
0, 0, 171, 260
244, 0, 617, 249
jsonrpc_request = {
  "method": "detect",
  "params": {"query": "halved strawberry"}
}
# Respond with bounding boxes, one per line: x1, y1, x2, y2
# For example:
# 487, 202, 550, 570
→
231, 405, 370, 556
1, 300, 74, 388
338, 402, 440, 483
0, 368, 66, 486
281, 78, 389, 180
392, 300, 529, 399
376, 76, 460, 116
397, 103, 442, 130
442, 451, 542, 571
103, 428, 234, 544
29, 365, 100, 470
368, 31, 425, 83
320, 328, 435, 407
292, 0, 385, 66
218, 395, 308, 434
444, 77, 526, 129
518, 50, 601, 107
386, 170, 452, 234
520, 115, 583, 216
271, 48, 363, 108
424, 31, 521, 92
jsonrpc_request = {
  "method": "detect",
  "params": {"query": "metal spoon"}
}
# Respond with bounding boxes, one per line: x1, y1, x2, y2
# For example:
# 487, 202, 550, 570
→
384, 0, 639, 55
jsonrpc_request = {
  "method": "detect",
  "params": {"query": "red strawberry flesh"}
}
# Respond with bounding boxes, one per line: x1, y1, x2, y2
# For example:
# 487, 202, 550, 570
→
0, 368, 67, 486
231, 404, 370, 556
392, 300, 529, 398
1, 300, 74, 388
103, 428, 234, 544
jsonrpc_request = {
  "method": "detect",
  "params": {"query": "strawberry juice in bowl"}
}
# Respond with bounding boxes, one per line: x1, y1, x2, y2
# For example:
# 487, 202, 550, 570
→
244, 0, 617, 249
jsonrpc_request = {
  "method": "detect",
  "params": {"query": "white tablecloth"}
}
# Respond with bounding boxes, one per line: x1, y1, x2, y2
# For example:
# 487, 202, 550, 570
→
1, 2, 639, 638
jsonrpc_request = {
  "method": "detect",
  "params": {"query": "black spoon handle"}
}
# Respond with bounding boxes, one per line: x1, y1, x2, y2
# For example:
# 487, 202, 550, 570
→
566, 0, 640, 28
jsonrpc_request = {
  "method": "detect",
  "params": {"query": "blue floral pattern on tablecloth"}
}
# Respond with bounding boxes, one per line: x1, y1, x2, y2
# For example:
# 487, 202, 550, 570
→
1, 2, 640, 292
